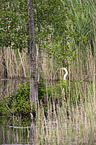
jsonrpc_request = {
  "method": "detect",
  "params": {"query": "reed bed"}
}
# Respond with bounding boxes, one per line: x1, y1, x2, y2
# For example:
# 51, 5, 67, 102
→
35, 81, 96, 145
1, 0, 96, 143
0, 47, 29, 78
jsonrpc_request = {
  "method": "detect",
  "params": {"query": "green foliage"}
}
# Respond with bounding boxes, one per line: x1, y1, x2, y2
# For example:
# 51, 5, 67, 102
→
0, 100, 11, 116
4, 81, 30, 116
3, 76, 46, 116
1, 0, 28, 50
2, 78, 69, 116
1, 0, 95, 62
1, 0, 79, 63
47, 80, 68, 101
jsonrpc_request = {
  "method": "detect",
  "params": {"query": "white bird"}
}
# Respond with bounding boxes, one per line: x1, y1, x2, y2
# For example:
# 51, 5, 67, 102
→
30, 113, 33, 121
61, 67, 68, 80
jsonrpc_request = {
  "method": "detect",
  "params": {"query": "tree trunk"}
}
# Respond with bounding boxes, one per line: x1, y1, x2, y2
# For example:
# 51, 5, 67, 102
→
2, 47, 8, 78
34, 0, 41, 84
27, 0, 38, 111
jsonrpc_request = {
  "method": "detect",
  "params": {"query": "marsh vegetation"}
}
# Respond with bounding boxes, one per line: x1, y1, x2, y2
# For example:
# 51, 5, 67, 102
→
0, 0, 96, 144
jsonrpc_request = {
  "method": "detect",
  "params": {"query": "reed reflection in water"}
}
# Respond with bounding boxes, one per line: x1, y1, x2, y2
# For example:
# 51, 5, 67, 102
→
0, 116, 36, 144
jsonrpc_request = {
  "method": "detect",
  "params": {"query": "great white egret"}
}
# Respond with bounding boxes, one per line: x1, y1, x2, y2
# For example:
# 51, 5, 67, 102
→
61, 67, 68, 80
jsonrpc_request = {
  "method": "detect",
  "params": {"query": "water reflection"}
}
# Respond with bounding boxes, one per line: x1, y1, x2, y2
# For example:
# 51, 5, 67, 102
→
0, 116, 36, 144
0, 79, 35, 144
0, 79, 96, 144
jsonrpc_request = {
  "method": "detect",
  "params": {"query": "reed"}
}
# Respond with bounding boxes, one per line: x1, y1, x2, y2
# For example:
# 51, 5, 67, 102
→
0, 47, 29, 78
35, 80, 96, 144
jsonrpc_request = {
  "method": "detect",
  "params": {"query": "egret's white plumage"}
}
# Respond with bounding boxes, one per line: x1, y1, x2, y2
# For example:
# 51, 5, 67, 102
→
61, 68, 68, 80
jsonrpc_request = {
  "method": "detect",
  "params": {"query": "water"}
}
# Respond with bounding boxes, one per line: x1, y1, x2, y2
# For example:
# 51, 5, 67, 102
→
0, 79, 96, 144
0, 116, 36, 144
0, 79, 35, 144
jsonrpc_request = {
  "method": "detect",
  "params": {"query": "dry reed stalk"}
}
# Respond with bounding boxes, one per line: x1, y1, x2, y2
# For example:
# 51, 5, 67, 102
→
53, 101, 56, 118
11, 49, 19, 76
89, 41, 94, 78
18, 49, 26, 78
22, 49, 29, 76
9, 48, 12, 78
10, 50, 16, 77
6, 48, 9, 77
50, 56, 53, 83
42, 51, 47, 77
80, 52, 84, 82
56, 118, 59, 145
68, 63, 71, 99
93, 50, 96, 106
9, 49, 12, 77
76, 51, 79, 81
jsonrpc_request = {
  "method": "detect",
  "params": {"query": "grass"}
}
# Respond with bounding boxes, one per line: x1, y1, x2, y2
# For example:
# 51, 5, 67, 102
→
35, 81, 96, 144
